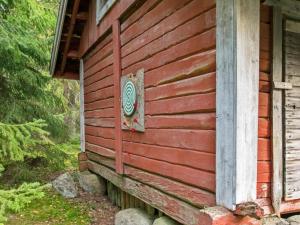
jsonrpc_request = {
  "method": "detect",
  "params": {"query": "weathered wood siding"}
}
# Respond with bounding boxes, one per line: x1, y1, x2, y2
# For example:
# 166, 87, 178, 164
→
84, 32, 116, 160
284, 20, 300, 201
256, 4, 272, 214
120, 0, 216, 205
81, 0, 217, 208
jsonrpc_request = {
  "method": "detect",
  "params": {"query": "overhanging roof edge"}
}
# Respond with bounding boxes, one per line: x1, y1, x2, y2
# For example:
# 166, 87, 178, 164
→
50, 0, 68, 76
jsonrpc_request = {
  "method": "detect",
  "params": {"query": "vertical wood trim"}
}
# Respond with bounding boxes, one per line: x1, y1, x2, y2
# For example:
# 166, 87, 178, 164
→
272, 6, 283, 215
80, 59, 85, 152
216, 0, 260, 210
113, 20, 123, 174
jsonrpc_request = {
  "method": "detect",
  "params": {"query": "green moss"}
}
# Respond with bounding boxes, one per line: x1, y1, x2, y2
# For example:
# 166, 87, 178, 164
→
6, 190, 91, 225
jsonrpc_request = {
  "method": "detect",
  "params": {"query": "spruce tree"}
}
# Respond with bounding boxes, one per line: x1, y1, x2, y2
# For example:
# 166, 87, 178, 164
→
0, 0, 79, 222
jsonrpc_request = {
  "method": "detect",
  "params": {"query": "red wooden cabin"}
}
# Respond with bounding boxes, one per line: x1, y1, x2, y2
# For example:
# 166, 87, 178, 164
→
50, 0, 300, 224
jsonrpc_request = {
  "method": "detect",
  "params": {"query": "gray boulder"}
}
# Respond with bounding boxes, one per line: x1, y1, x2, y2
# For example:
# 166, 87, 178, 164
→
52, 172, 77, 198
78, 170, 106, 195
153, 216, 180, 225
262, 216, 289, 225
287, 215, 300, 225
115, 208, 153, 225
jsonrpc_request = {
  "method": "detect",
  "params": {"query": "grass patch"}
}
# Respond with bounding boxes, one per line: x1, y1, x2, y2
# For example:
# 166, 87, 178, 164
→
0, 139, 92, 225
6, 190, 91, 225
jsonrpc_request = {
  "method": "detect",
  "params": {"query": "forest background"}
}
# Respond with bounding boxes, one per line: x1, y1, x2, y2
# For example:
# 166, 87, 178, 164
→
0, 0, 82, 223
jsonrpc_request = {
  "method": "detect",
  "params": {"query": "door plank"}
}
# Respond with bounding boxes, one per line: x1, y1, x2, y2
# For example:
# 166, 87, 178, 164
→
284, 19, 300, 201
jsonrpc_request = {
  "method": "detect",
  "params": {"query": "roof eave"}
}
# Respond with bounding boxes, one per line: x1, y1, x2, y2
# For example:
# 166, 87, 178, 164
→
50, 0, 68, 76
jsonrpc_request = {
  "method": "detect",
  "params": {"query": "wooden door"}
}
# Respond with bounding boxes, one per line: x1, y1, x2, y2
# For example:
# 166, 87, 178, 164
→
284, 19, 300, 200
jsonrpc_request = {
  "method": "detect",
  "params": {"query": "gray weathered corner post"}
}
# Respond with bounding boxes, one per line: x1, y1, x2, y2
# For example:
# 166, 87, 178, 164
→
216, 0, 260, 210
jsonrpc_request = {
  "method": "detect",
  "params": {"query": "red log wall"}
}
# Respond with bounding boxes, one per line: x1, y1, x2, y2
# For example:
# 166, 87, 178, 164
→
80, 0, 289, 215
257, 4, 272, 214
82, 0, 216, 208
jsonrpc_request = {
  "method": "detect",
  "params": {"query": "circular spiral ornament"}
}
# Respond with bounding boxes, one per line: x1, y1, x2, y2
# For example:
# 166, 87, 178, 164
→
122, 80, 137, 117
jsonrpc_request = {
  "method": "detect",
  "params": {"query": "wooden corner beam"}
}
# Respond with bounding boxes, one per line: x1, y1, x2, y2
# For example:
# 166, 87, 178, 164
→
216, 0, 260, 210
113, 20, 123, 174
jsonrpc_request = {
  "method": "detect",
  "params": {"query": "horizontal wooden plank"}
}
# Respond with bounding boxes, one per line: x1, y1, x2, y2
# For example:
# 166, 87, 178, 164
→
260, 58, 271, 73
286, 128, 300, 140
85, 97, 114, 111
84, 32, 112, 69
260, 72, 270, 82
280, 199, 300, 214
87, 151, 115, 169
124, 165, 216, 207
120, 0, 161, 32
123, 141, 215, 172
122, 29, 216, 74
260, 5, 271, 23
85, 118, 115, 128
87, 161, 217, 225
259, 92, 270, 118
258, 138, 271, 161
85, 65, 113, 87
285, 97, 300, 110
286, 118, 300, 129
258, 118, 271, 138
145, 50, 216, 88
286, 140, 300, 149
85, 54, 113, 78
86, 135, 115, 150
285, 161, 300, 171
285, 45, 300, 55
286, 56, 300, 67
145, 113, 216, 130
259, 80, 270, 93
85, 108, 114, 118
286, 64, 300, 76
146, 92, 215, 115
285, 33, 300, 46
121, 0, 191, 46
145, 72, 216, 101
122, 13, 215, 69
260, 50, 270, 61
257, 172, 271, 183
258, 161, 271, 174
123, 153, 215, 192
85, 41, 113, 71
86, 143, 115, 158
286, 151, 300, 161
260, 37, 271, 53
123, 128, 215, 153
286, 74, 300, 86
122, 0, 215, 57
285, 88, 300, 98
286, 109, 300, 119
273, 81, 293, 90
260, 23, 271, 40
85, 126, 115, 139
84, 86, 114, 103
85, 75, 114, 94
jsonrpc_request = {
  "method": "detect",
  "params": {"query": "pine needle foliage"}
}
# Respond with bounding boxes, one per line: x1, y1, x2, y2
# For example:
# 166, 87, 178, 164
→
0, 182, 49, 224
0, 120, 52, 166
0, 0, 77, 140
0, 0, 79, 223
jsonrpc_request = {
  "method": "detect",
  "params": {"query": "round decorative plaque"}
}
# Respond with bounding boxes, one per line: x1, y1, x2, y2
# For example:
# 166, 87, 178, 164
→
122, 80, 137, 117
